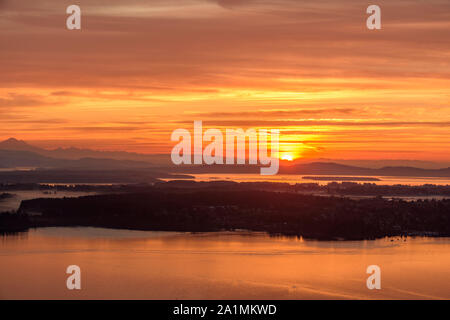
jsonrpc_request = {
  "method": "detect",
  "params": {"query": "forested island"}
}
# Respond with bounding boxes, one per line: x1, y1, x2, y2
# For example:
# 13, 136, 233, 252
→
302, 176, 381, 181
0, 193, 13, 200
1, 186, 450, 240
3, 180, 450, 197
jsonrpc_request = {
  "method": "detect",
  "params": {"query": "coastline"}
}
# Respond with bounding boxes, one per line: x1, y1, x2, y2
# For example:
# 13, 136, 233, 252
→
2, 186, 450, 241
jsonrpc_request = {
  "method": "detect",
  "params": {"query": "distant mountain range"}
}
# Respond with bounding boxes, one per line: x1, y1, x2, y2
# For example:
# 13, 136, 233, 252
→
1, 138, 450, 177
0, 138, 185, 183
0, 138, 158, 170
170, 162, 450, 177
279, 162, 450, 177
0, 149, 154, 170
0, 138, 168, 164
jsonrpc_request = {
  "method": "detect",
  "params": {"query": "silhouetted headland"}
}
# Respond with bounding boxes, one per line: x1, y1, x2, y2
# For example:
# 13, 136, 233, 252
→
302, 176, 381, 181
2, 183, 450, 240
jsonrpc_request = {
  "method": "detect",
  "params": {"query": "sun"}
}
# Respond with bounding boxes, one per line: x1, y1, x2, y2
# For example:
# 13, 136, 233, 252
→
281, 154, 294, 161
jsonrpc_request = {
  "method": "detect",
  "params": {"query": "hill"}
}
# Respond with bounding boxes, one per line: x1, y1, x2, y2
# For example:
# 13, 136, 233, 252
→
0, 138, 167, 164
2, 138, 450, 177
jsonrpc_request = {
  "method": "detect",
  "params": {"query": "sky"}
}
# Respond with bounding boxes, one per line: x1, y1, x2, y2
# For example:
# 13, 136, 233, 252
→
1, 0, 449, 161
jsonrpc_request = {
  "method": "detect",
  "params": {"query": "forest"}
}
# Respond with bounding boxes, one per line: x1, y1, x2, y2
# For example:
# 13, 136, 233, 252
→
1, 188, 449, 240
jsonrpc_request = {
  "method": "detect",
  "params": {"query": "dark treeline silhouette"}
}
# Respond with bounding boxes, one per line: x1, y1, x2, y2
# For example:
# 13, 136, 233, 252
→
158, 180, 450, 197
1, 188, 449, 240
302, 176, 381, 181
2, 181, 450, 197
0, 212, 30, 233
0, 193, 13, 200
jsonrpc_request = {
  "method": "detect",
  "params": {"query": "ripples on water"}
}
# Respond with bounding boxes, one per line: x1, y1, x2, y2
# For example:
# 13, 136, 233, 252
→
1, 227, 450, 299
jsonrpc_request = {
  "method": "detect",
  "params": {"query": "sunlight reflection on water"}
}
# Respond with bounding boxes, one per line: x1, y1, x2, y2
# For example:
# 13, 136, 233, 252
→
1, 227, 449, 300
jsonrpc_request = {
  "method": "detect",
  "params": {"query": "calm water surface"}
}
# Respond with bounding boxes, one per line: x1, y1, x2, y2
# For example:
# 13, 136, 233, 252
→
1, 227, 449, 299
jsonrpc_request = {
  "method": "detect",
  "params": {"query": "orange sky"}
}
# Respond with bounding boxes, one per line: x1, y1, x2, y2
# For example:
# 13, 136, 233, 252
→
1, 0, 449, 160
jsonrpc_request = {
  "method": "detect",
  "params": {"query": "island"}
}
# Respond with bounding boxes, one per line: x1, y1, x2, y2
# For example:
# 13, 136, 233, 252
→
302, 176, 381, 182
1, 182, 450, 240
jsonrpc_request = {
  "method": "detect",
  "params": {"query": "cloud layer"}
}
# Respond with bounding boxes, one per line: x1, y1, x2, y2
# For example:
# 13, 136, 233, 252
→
0, 0, 449, 159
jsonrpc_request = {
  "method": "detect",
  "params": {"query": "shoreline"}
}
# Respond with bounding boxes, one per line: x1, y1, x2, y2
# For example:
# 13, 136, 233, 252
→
3, 225, 447, 242
2, 187, 450, 241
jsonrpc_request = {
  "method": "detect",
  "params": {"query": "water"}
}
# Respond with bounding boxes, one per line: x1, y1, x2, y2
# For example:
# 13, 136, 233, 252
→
164, 174, 450, 186
1, 227, 449, 299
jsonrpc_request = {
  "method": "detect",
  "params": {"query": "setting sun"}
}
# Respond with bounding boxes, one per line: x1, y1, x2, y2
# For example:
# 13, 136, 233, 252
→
281, 154, 294, 161
0, 0, 450, 303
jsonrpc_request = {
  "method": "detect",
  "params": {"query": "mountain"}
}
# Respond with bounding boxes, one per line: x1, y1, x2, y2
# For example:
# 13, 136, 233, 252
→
282, 162, 450, 177
2, 138, 450, 169
169, 162, 450, 177
289, 157, 450, 170
0, 150, 56, 168
0, 138, 164, 170
0, 138, 169, 165
2, 138, 450, 177
0, 149, 155, 170
0, 138, 42, 153
44, 147, 169, 164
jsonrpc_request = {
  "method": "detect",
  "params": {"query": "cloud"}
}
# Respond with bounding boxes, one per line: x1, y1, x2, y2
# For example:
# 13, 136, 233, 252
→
0, 93, 51, 108
189, 108, 358, 118
1, 0, 449, 90
51, 91, 73, 96
175, 120, 450, 128
0, 0, 449, 159
214, 0, 254, 9
2, 118, 68, 124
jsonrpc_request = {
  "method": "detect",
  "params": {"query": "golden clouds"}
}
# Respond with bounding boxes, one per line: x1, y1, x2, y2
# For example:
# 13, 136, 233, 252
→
0, 0, 449, 159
